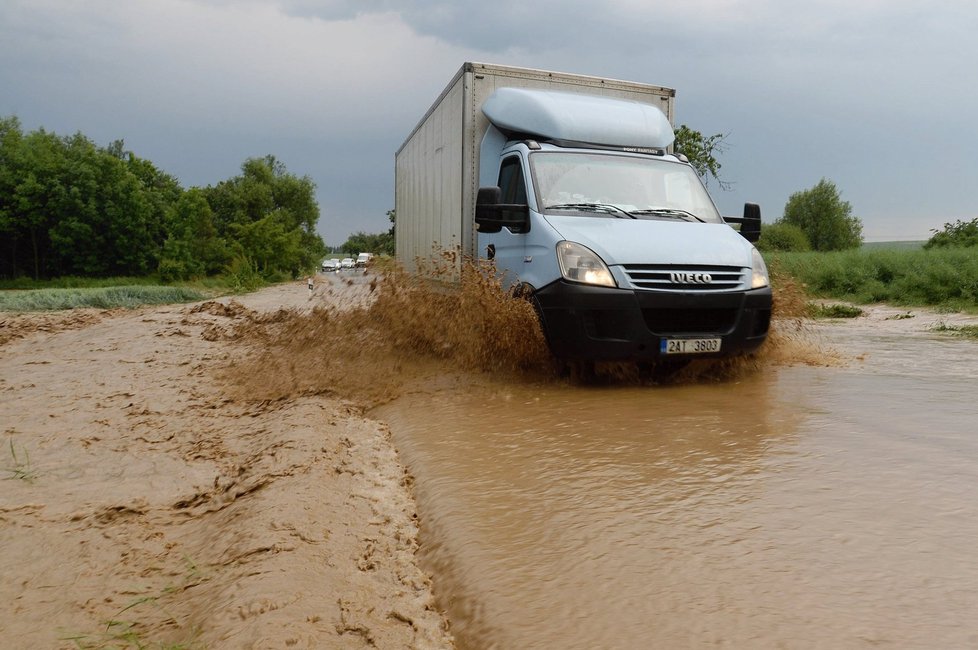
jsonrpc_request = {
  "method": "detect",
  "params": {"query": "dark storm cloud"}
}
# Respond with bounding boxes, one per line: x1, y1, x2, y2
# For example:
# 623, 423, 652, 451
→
4, 0, 978, 243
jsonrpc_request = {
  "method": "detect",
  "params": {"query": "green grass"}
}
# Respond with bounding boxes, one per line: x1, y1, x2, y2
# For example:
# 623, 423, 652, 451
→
0, 285, 206, 312
63, 557, 206, 649
768, 247, 978, 312
2, 439, 37, 482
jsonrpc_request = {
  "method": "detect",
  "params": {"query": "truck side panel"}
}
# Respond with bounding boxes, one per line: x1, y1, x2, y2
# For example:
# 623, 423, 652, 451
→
395, 74, 466, 273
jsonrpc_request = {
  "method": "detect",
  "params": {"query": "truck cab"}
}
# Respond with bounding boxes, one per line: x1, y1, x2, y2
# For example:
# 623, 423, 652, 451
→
473, 89, 771, 362
395, 63, 771, 364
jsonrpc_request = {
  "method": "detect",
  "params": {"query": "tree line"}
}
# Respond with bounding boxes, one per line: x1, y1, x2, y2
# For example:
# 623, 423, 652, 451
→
0, 116, 326, 281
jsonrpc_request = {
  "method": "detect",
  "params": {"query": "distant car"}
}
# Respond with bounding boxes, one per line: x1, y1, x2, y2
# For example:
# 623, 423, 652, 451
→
340, 257, 355, 269
355, 252, 374, 268
321, 259, 341, 272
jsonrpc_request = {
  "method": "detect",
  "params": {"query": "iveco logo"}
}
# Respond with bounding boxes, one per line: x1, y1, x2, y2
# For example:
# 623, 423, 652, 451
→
670, 272, 713, 284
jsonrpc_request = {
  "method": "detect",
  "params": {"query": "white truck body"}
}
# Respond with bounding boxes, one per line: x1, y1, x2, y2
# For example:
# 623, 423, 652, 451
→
395, 62, 770, 362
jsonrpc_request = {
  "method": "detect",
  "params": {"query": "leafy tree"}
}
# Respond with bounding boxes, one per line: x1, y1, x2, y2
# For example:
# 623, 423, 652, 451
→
341, 209, 395, 257
46, 133, 157, 276
204, 155, 325, 277
674, 125, 730, 190
756, 223, 811, 252
126, 152, 183, 257
924, 218, 978, 249
0, 117, 327, 282
779, 179, 862, 251
0, 120, 166, 278
159, 188, 227, 281
228, 209, 304, 277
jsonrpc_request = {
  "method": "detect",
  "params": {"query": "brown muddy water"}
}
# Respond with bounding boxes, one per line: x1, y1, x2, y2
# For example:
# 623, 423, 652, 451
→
232, 271, 978, 648
375, 311, 978, 649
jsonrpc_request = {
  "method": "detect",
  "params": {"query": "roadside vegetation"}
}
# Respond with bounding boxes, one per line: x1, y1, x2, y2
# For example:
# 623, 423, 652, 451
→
0, 116, 326, 284
0, 285, 206, 311
767, 238, 978, 313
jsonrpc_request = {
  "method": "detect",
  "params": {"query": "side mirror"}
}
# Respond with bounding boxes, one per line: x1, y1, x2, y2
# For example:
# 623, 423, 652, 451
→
475, 186, 529, 234
740, 203, 761, 243
724, 202, 762, 243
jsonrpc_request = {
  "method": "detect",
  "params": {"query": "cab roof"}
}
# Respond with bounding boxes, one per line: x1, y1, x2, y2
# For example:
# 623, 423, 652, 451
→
482, 87, 675, 149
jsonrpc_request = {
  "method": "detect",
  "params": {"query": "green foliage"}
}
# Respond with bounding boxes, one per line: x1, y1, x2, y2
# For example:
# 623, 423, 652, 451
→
204, 155, 325, 278
0, 117, 327, 284
0, 121, 163, 278
924, 218, 978, 249
769, 248, 978, 310
779, 179, 863, 251
341, 208, 396, 256
159, 188, 227, 281
673, 125, 729, 189
756, 222, 811, 252
222, 255, 266, 293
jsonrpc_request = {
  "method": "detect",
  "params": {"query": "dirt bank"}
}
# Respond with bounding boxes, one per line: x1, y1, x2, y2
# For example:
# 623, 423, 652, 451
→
0, 278, 454, 649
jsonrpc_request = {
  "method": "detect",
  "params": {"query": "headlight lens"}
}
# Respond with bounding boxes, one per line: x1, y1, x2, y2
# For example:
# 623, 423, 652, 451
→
751, 247, 770, 289
556, 241, 616, 287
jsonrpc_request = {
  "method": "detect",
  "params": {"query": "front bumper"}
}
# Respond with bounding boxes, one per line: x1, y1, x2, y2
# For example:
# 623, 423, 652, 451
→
534, 280, 772, 361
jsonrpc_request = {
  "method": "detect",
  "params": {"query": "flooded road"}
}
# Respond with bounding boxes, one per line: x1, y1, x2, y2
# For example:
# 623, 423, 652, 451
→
376, 310, 978, 648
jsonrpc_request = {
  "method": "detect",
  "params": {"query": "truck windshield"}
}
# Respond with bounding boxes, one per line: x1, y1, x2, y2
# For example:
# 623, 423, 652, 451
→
529, 151, 723, 224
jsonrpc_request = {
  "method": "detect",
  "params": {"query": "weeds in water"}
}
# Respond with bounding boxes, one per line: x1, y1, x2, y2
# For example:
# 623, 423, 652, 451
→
3, 439, 38, 482
932, 322, 978, 339
62, 569, 206, 650
809, 303, 864, 319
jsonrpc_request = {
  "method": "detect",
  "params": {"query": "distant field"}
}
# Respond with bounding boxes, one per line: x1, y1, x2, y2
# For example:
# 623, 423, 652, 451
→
861, 241, 925, 250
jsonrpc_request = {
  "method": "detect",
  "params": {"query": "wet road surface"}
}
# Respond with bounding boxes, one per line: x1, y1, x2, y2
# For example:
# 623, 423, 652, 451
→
376, 310, 978, 649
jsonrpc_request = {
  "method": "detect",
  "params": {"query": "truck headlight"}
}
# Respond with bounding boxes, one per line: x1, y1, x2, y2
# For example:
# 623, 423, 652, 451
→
751, 247, 770, 289
557, 241, 616, 287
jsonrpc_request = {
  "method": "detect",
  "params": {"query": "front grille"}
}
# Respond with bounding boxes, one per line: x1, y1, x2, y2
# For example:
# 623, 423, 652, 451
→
622, 264, 746, 291
642, 308, 738, 334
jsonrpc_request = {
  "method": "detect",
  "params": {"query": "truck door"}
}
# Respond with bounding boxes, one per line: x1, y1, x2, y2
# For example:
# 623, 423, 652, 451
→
480, 154, 529, 290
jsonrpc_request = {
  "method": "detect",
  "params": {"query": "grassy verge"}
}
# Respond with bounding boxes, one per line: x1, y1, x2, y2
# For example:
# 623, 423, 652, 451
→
0, 265, 289, 311
0, 285, 207, 312
768, 247, 978, 312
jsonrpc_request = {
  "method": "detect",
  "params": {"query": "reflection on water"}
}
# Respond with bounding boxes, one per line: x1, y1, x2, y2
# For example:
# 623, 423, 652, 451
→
377, 322, 978, 649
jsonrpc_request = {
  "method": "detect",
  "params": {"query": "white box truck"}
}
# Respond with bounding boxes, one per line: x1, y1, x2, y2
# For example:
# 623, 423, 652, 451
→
395, 62, 771, 363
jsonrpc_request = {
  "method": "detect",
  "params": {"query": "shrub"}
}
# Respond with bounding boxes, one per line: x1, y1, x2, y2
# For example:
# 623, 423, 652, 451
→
780, 179, 863, 251
924, 218, 978, 249
757, 223, 811, 252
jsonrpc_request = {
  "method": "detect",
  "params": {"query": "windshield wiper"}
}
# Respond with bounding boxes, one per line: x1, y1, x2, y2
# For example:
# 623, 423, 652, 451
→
546, 203, 637, 219
630, 208, 705, 223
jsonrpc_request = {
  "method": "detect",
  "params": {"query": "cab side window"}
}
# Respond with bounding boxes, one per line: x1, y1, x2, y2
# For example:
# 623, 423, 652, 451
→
498, 156, 528, 205
496, 156, 529, 233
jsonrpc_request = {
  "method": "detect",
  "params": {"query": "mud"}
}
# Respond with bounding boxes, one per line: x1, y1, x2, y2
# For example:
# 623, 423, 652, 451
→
0, 277, 453, 649
1, 262, 861, 649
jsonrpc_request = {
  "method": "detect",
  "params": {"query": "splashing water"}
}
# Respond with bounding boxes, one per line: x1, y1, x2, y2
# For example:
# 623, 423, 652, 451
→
222, 257, 829, 405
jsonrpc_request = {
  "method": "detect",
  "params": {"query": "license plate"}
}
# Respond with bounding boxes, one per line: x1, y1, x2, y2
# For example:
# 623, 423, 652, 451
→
660, 337, 721, 355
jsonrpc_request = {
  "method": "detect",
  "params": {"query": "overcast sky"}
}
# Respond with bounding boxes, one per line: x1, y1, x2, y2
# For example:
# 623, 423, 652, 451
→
2, 0, 975, 244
